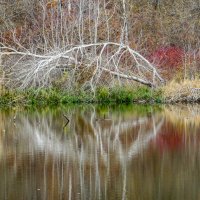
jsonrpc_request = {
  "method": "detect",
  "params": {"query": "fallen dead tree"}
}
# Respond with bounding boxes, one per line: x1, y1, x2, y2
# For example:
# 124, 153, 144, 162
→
0, 42, 164, 91
0, 0, 164, 91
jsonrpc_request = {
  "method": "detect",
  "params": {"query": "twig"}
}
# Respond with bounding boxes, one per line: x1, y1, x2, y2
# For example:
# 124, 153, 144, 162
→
63, 114, 70, 127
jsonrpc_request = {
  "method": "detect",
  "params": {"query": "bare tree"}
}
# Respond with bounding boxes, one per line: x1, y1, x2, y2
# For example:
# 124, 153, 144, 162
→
0, 42, 164, 90
0, 0, 164, 91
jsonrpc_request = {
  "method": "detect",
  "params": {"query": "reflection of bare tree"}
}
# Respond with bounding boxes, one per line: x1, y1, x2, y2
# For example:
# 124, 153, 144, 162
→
2, 105, 200, 200
164, 104, 200, 131
0, 106, 165, 199
10, 107, 164, 164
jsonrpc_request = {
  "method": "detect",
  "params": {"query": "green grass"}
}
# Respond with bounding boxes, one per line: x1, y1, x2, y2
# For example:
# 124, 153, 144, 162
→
96, 86, 162, 103
0, 86, 163, 107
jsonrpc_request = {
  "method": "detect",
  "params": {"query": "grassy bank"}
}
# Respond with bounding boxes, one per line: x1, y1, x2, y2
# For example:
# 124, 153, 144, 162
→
162, 79, 200, 103
1, 78, 200, 107
0, 86, 162, 107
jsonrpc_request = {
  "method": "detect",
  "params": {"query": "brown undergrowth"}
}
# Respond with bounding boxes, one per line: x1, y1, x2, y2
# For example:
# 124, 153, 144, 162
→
162, 79, 200, 102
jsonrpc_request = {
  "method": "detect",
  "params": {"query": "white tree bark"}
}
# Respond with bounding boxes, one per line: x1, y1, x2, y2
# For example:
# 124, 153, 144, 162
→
0, 42, 164, 89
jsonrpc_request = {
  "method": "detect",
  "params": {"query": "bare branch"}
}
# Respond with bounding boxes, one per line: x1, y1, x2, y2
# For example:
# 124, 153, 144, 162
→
0, 42, 164, 89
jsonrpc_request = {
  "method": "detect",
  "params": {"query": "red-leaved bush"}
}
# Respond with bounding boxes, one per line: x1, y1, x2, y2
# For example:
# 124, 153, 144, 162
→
149, 46, 200, 79
149, 46, 184, 69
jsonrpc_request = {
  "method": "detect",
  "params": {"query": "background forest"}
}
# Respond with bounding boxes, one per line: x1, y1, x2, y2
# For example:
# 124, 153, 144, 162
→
0, 0, 200, 103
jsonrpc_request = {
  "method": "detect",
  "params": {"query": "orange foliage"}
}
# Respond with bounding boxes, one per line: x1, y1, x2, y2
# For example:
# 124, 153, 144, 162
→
46, 0, 65, 9
0, 26, 23, 44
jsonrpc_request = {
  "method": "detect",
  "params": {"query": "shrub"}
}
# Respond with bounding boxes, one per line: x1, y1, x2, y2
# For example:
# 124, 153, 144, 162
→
150, 46, 184, 69
96, 87, 110, 102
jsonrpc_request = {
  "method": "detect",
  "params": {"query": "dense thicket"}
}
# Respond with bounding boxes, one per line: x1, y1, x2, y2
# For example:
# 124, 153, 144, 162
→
0, 0, 199, 90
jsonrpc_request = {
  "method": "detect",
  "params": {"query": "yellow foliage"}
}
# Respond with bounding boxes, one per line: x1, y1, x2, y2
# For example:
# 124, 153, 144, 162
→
162, 79, 200, 102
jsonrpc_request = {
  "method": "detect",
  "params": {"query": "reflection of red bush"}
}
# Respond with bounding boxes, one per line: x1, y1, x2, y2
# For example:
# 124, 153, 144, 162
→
153, 122, 184, 152
155, 132, 183, 152
150, 46, 184, 69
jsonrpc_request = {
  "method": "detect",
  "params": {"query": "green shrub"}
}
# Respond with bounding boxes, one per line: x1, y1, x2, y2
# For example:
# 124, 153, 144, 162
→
0, 85, 164, 107
96, 87, 110, 102
0, 91, 15, 105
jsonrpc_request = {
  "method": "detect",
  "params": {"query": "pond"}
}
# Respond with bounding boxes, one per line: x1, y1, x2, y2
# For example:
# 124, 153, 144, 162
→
0, 104, 200, 200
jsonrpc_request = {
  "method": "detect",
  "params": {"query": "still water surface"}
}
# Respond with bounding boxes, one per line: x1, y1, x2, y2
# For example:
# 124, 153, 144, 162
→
0, 104, 200, 200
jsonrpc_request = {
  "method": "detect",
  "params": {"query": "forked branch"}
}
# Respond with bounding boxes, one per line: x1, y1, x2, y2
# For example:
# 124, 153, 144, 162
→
0, 42, 164, 89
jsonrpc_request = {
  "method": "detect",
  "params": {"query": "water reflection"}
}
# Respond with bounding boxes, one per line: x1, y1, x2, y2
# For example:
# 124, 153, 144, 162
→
0, 105, 200, 199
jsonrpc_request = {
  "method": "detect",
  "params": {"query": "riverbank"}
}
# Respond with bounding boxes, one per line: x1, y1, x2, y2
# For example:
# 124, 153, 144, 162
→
0, 86, 162, 107
0, 1, 199, 108
163, 79, 200, 103
1, 79, 200, 107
